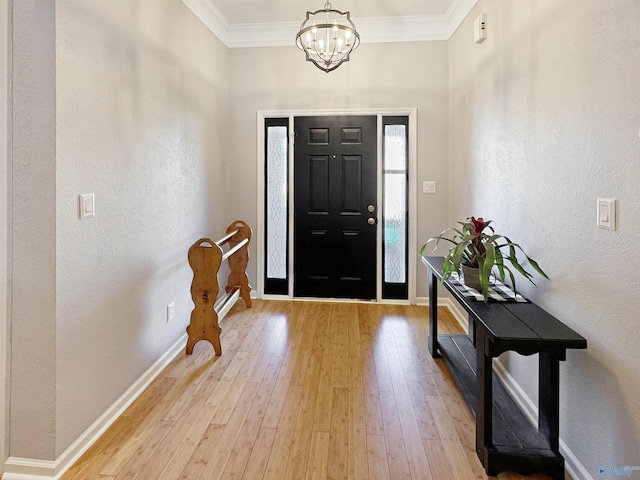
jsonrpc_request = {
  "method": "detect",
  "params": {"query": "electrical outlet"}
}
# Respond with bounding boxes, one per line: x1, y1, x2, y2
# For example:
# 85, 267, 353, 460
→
167, 302, 175, 322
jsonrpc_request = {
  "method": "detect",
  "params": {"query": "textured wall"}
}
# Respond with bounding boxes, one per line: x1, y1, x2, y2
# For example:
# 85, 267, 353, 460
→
228, 42, 450, 297
54, 0, 229, 457
0, 0, 9, 464
448, 0, 640, 475
10, 0, 57, 460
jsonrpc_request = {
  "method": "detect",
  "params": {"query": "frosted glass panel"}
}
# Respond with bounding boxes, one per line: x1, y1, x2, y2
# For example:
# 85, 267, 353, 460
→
383, 123, 407, 284
383, 174, 406, 283
384, 125, 407, 171
266, 126, 287, 279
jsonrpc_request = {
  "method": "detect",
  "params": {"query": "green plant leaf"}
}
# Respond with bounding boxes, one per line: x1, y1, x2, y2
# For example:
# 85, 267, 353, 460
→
525, 255, 549, 279
502, 265, 517, 294
482, 241, 496, 284
495, 251, 506, 282
486, 234, 501, 244
423, 219, 549, 298
451, 237, 473, 268
476, 257, 490, 302
419, 236, 459, 255
508, 255, 535, 282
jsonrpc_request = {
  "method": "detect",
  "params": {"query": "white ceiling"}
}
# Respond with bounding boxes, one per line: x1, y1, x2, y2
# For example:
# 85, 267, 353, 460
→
181, 0, 478, 47
212, 0, 456, 25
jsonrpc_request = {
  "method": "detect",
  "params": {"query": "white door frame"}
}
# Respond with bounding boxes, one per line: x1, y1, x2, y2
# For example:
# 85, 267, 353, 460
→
256, 108, 418, 304
0, 0, 11, 468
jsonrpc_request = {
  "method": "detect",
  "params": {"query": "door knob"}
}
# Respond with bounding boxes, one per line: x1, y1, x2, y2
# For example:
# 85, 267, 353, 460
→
367, 218, 376, 225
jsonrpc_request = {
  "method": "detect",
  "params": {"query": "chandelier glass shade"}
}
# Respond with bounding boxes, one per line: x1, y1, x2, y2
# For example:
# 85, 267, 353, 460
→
295, 2, 360, 73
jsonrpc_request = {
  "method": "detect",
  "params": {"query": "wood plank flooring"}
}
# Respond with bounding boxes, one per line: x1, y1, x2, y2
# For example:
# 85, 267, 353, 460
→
62, 300, 563, 480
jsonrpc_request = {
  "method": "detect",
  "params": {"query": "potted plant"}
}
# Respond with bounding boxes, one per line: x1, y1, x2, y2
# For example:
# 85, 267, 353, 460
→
420, 217, 548, 301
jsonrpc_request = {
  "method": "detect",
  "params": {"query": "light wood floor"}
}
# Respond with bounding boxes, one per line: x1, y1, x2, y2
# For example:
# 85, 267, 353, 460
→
62, 300, 560, 480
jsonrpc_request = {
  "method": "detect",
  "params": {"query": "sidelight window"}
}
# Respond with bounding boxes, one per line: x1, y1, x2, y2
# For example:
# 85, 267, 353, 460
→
264, 118, 289, 295
382, 116, 408, 299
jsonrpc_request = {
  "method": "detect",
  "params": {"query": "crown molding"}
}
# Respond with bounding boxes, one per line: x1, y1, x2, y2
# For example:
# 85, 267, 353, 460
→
228, 20, 298, 48
445, 0, 478, 37
181, 0, 478, 48
181, 0, 230, 45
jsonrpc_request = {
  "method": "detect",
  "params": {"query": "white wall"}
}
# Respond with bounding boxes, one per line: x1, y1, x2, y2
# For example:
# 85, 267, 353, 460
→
228, 42, 450, 296
10, 0, 57, 460
9, 0, 230, 461
448, 0, 640, 476
53, 0, 230, 457
0, 0, 11, 467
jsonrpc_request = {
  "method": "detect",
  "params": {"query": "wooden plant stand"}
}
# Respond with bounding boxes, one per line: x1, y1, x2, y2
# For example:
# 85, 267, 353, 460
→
186, 220, 252, 356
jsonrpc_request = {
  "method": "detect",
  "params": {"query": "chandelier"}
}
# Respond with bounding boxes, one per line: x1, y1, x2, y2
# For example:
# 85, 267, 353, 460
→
295, 2, 360, 73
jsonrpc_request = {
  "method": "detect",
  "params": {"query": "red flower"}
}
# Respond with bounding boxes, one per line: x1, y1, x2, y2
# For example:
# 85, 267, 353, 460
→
468, 217, 493, 237
467, 217, 493, 256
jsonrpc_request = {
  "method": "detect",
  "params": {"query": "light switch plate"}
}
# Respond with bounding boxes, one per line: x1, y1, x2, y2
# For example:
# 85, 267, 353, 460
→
79, 193, 95, 220
423, 181, 436, 194
597, 198, 616, 230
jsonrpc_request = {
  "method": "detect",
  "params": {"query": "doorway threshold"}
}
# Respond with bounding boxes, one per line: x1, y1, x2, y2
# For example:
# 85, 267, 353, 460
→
261, 294, 411, 306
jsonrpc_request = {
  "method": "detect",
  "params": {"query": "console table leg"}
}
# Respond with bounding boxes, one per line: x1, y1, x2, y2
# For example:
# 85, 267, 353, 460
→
539, 349, 564, 453
428, 269, 439, 358
476, 331, 493, 468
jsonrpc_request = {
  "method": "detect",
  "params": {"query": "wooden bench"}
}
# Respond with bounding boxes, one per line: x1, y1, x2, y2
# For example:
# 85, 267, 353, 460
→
422, 256, 587, 480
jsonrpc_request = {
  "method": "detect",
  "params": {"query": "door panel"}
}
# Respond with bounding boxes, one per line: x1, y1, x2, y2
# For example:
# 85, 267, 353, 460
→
341, 156, 362, 213
309, 156, 330, 213
294, 115, 377, 299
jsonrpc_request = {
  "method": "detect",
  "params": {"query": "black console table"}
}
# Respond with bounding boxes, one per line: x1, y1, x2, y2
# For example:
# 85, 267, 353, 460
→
422, 256, 587, 479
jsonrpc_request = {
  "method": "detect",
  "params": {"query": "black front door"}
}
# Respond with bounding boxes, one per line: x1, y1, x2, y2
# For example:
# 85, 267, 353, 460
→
294, 115, 377, 299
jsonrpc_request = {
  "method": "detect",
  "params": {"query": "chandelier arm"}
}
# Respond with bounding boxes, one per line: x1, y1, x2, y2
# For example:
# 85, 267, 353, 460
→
328, 42, 339, 64
310, 40, 325, 65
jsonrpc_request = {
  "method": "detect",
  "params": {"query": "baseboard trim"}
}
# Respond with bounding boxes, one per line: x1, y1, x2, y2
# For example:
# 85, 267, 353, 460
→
443, 299, 467, 332
3, 333, 188, 480
2, 457, 56, 480
415, 295, 428, 305
561, 437, 594, 480
416, 296, 468, 333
